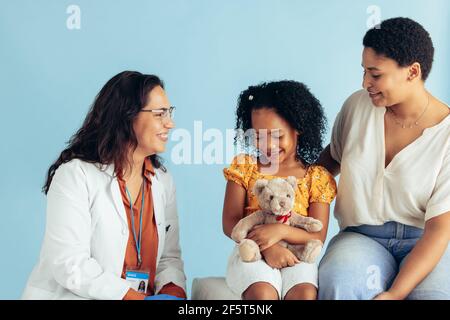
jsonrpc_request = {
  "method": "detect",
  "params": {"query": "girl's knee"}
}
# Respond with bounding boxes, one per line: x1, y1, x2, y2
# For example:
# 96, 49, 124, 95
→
242, 282, 279, 300
284, 283, 317, 300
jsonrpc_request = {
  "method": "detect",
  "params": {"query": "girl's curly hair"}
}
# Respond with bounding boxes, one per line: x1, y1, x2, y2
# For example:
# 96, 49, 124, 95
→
235, 80, 327, 165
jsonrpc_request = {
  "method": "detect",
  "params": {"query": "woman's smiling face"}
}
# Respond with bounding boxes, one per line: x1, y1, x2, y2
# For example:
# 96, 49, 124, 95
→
132, 85, 175, 157
362, 47, 417, 107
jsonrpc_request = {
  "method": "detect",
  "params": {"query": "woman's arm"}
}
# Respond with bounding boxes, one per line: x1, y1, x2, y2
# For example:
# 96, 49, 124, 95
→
222, 181, 247, 239
316, 144, 341, 177
375, 212, 450, 300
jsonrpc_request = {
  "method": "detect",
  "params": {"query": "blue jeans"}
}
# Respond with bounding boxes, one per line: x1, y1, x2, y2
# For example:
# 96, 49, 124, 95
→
318, 221, 450, 300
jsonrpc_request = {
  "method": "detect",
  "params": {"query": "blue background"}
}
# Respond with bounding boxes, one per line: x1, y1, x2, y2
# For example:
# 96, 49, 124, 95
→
0, 0, 449, 299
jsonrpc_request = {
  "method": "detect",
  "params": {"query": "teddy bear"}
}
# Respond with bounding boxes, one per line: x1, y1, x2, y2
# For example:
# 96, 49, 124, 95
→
231, 176, 323, 264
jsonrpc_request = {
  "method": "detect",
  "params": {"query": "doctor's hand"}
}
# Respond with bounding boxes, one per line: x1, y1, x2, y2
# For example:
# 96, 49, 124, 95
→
144, 294, 185, 300
247, 224, 286, 251
261, 243, 300, 269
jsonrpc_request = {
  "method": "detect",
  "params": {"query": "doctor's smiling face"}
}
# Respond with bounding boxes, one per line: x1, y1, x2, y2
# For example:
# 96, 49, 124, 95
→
42, 71, 171, 194
132, 85, 175, 157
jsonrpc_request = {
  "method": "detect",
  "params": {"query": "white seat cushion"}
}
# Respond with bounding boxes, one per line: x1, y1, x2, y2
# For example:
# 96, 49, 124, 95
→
191, 277, 241, 300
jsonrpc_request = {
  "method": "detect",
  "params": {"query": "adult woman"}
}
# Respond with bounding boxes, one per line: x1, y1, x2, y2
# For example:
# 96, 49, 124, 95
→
22, 71, 186, 300
318, 17, 450, 300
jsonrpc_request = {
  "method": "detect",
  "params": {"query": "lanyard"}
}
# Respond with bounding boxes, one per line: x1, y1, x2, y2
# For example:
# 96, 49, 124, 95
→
125, 182, 145, 267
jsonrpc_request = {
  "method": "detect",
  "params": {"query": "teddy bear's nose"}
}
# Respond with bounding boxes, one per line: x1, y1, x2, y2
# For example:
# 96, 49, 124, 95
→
279, 201, 285, 207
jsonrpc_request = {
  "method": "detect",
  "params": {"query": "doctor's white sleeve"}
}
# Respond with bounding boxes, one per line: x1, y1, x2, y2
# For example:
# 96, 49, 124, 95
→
154, 172, 187, 294
45, 161, 130, 300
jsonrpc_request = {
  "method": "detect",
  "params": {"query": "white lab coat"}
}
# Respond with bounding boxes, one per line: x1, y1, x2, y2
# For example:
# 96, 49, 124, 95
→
22, 159, 186, 300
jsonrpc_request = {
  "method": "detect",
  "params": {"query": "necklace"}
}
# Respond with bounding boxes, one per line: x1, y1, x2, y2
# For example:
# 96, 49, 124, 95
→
388, 94, 430, 129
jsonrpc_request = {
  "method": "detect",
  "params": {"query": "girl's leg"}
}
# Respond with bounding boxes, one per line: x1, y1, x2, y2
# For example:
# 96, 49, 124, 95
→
284, 283, 317, 300
242, 282, 279, 300
280, 261, 318, 300
318, 231, 398, 300
226, 246, 282, 300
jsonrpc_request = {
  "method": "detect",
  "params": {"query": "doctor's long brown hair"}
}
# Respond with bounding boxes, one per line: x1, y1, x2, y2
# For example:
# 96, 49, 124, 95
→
43, 71, 166, 194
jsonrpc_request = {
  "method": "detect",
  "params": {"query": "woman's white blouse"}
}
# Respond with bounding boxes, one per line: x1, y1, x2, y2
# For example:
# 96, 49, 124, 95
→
330, 89, 450, 230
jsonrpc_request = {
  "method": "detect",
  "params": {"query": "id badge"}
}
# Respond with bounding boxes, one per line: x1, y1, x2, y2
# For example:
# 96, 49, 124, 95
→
125, 269, 150, 294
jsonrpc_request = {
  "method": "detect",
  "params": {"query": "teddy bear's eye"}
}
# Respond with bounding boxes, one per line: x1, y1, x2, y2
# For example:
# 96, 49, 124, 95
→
269, 196, 274, 200
286, 194, 291, 198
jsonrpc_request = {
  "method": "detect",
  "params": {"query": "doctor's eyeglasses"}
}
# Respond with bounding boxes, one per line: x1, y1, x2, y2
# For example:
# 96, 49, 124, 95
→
140, 106, 175, 120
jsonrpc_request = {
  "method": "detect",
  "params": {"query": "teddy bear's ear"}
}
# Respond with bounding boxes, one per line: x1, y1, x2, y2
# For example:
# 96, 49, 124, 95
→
286, 176, 297, 189
253, 179, 269, 197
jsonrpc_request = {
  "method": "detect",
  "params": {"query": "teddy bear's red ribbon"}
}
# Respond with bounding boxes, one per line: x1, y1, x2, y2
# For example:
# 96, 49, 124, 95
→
276, 212, 292, 223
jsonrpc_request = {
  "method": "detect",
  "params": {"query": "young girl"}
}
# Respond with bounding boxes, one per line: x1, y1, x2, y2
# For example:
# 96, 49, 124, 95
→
222, 80, 337, 300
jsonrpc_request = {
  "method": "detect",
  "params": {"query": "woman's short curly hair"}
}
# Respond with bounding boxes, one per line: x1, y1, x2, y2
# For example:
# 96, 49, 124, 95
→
235, 80, 327, 165
363, 17, 434, 81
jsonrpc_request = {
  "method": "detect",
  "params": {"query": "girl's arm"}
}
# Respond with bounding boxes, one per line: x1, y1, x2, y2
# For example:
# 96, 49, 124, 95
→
222, 181, 247, 239
375, 212, 450, 300
248, 202, 330, 250
223, 180, 300, 268
281, 202, 330, 244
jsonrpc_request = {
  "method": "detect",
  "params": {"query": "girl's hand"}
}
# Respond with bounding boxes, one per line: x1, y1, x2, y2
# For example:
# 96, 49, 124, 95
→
261, 244, 300, 269
247, 224, 287, 251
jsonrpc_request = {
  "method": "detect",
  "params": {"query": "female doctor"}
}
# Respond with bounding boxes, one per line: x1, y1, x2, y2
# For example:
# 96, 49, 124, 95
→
22, 71, 186, 300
